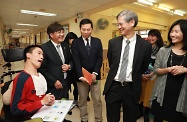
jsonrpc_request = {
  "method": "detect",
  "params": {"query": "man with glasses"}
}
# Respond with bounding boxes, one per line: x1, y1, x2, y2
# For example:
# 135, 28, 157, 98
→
103, 10, 152, 122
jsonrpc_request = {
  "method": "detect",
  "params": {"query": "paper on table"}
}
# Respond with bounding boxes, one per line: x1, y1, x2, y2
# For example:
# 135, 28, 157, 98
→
31, 100, 73, 122
82, 67, 92, 85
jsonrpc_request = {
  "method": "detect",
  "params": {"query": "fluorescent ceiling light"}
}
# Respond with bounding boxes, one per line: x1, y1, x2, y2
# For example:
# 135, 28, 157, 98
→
137, 0, 153, 6
15, 29, 29, 31
157, 5, 171, 12
13, 31, 26, 33
133, 2, 147, 7
16, 23, 38, 26
173, 10, 184, 16
148, 0, 156, 2
20, 10, 57, 16
152, 8, 173, 15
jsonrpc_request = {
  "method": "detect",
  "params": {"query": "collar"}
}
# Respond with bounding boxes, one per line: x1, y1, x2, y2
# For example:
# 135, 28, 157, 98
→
82, 36, 91, 41
51, 40, 60, 47
123, 33, 136, 43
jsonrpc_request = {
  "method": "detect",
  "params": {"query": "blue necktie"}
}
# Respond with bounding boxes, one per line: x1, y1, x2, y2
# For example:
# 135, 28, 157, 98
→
86, 38, 90, 56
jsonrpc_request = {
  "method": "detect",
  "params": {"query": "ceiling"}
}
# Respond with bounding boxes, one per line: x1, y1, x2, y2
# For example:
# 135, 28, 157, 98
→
0, 0, 186, 38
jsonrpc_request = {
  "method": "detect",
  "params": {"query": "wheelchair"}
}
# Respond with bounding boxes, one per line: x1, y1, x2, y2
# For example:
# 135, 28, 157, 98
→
0, 48, 24, 120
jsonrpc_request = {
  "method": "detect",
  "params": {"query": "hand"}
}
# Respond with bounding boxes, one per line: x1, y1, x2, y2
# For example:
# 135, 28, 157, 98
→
62, 64, 70, 72
142, 74, 150, 80
41, 93, 55, 106
167, 67, 173, 73
46, 94, 55, 106
170, 66, 187, 75
54, 80, 63, 90
80, 77, 89, 83
92, 73, 96, 82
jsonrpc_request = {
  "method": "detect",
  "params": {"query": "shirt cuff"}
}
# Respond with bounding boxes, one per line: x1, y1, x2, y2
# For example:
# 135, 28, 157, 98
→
79, 77, 84, 80
92, 72, 98, 75
68, 65, 71, 70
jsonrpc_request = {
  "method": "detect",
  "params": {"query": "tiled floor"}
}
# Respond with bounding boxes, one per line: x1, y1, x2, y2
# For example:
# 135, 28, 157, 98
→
0, 61, 153, 122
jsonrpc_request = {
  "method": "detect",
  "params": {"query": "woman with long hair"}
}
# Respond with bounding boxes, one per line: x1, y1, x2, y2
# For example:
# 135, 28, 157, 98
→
150, 19, 187, 122
64, 32, 79, 105
140, 29, 163, 122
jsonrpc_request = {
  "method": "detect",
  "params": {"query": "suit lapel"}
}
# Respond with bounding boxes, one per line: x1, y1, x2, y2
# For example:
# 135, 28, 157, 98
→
47, 41, 63, 63
90, 37, 95, 56
117, 36, 123, 64
132, 35, 142, 69
61, 42, 66, 60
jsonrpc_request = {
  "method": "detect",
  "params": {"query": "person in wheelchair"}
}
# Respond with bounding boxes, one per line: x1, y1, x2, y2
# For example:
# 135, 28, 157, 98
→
2, 45, 55, 121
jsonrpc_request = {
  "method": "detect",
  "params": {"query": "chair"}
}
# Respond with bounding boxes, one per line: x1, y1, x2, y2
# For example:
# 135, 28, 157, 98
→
0, 48, 24, 86
0, 48, 24, 120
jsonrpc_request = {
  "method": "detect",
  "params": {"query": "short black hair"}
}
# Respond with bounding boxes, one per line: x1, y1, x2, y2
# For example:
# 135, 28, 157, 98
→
79, 18, 93, 28
167, 19, 187, 50
64, 32, 78, 45
47, 22, 64, 39
24, 45, 42, 62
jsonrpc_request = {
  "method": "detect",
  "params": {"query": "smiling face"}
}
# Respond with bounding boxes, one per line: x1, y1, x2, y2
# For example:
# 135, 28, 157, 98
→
148, 35, 158, 46
27, 47, 44, 69
170, 24, 183, 44
117, 16, 135, 37
50, 30, 64, 44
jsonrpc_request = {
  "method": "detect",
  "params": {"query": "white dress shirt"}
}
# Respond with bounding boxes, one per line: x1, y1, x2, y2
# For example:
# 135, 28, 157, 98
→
114, 34, 136, 82
51, 40, 67, 79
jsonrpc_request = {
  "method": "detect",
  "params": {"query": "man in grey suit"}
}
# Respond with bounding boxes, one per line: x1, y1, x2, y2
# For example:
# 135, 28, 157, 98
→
71, 18, 103, 122
39, 22, 72, 100
103, 10, 152, 122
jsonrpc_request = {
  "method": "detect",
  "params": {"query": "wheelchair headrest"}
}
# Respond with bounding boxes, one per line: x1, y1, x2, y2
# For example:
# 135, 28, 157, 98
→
1, 48, 24, 62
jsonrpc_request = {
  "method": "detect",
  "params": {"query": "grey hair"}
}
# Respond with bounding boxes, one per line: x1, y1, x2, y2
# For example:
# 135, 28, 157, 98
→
116, 10, 138, 27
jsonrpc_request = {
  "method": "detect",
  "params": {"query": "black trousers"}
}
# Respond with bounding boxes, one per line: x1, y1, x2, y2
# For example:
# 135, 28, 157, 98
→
105, 81, 139, 122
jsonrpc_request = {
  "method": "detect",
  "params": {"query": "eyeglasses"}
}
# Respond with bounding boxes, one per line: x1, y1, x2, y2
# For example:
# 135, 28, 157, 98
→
116, 23, 124, 27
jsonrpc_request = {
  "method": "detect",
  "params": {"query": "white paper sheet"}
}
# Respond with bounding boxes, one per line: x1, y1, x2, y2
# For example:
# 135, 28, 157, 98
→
31, 100, 73, 122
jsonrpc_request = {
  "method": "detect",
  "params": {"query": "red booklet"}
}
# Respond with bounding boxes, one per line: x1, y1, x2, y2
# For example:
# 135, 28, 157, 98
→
82, 67, 92, 85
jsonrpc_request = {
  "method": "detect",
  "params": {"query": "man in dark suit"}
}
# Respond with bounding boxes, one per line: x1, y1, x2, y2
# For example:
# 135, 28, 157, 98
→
71, 19, 103, 122
39, 22, 72, 100
39, 22, 72, 122
103, 10, 152, 122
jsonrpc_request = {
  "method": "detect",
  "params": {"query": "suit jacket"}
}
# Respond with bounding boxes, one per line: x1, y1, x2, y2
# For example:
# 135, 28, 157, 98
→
103, 35, 152, 102
39, 40, 72, 99
71, 36, 103, 81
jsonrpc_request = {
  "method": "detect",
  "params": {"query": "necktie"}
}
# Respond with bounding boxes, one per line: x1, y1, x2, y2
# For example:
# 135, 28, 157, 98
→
56, 44, 67, 79
118, 40, 130, 82
85, 38, 90, 56
56, 44, 65, 63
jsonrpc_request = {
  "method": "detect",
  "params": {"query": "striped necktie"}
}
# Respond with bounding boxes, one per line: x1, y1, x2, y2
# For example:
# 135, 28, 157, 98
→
56, 44, 67, 79
118, 40, 130, 82
56, 44, 65, 63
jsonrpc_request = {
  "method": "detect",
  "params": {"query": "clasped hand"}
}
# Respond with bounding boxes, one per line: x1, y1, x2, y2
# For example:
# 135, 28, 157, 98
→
62, 64, 70, 72
169, 65, 187, 75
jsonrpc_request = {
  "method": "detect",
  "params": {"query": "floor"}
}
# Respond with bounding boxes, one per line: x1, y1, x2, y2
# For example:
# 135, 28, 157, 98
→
64, 80, 153, 122
0, 61, 153, 122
